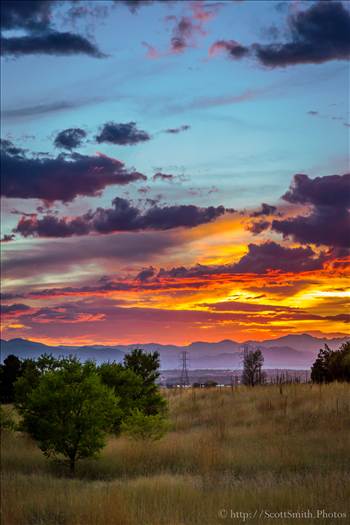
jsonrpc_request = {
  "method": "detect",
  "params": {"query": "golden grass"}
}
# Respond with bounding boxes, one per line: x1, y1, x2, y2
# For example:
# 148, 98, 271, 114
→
1, 383, 350, 524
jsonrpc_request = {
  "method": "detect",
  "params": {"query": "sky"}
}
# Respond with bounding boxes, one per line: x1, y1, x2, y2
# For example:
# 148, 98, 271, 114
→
1, 0, 349, 346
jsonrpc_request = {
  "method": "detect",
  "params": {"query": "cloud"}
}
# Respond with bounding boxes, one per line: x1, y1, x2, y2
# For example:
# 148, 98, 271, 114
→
2, 231, 181, 280
164, 125, 190, 134
170, 87, 266, 112
1, 139, 147, 202
118, 0, 155, 13
272, 207, 350, 248
247, 220, 270, 235
159, 241, 326, 278
3, 97, 106, 120
231, 242, 326, 274
254, 1, 350, 67
54, 128, 87, 150
282, 173, 350, 208
96, 121, 151, 146
14, 197, 229, 237
209, 39, 250, 59
152, 172, 176, 182
1, 0, 54, 31
136, 266, 157, 282
146, 1, 221, 57
1, 303, 31, 315
251, 203, 277, 217
1, 31, 105, 57
1, 234, 16, 243
212, 2, 350, 68
271, 173, 350, 248
1, 1, 105, 58
169, 15, 202, 54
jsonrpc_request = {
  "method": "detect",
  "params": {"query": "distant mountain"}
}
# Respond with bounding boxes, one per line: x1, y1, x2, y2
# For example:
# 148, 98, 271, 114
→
1, 334, 348, 369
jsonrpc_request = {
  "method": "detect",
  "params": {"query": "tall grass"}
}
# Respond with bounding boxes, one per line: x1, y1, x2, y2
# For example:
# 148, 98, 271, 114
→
2, 383, 350, 524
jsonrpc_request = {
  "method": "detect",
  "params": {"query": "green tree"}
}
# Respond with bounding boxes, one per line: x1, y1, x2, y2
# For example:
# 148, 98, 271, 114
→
15, 354, 61, 409
241, 348, 265, 387
0, 354, 23, 403
124, 348, 160, 386
17, 357, 119, 474
121, 409, 170, 441
98, 362, 144, 432
123, 349, 166, 416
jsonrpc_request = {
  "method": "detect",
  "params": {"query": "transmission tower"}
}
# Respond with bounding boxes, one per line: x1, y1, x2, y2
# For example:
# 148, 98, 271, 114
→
180, 351, 190, 387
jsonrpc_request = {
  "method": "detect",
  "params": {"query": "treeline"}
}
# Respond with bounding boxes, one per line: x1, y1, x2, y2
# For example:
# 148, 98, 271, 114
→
0, 350, 168, 473
311, 342, 350, 383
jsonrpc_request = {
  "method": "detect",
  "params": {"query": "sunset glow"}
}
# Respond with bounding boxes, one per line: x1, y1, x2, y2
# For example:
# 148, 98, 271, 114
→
1, 0, 349, 346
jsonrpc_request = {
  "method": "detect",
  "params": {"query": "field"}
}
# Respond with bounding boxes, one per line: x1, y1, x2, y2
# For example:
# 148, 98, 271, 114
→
1, 383, 350, 525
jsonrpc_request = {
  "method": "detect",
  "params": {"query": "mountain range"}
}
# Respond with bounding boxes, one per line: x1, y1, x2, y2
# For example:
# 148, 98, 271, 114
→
1, 334, 348, 369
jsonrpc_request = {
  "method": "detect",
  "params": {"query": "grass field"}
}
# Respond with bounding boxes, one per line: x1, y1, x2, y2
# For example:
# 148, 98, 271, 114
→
1, 383, 350, 524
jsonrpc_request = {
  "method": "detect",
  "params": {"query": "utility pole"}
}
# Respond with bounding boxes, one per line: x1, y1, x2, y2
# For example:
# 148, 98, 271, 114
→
180, 351, 190, 387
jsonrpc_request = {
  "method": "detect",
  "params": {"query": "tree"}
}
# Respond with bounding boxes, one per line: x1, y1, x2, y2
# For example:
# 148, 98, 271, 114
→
241, 348, 265, 387
311, 342, 350, 383
124, 349, 160, 386
311, 344, 333, 383
121, 409, 170, 441
98, 362, 145, 432
17, 357, 119, 474
0, 355, 23, 403
15, 354, 62, 409
123, 349, 166, 416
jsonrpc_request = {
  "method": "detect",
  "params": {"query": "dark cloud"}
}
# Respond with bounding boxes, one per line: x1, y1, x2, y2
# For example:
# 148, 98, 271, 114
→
159, 241, 326, 278
282, 173, 350, 208
1, 140, 147, 202
14, 198, 229, 237
136, 266, 157, 282
161, 248, 321, 284
152, 172, 175, 182
1, 1, 105, 58
209, 39, 250, 59
271, 173, 350, 248
1, 303, 31, 315
1, 234, 16, 243
1, 31, 105, 58
164, 125, 190, 134
254, 1, 350, 67
118, 0, 155, 13
232, 242, 326, 274
272, 207, 350, 248
0, 139, 26, 156
247, 220, 270, 235
54, 128, 87, 150
213, 2, 350, 68
307, 110, 319, 116
251, 202, 277, 217
96, 122, 151, 146
1, 0, 54, 31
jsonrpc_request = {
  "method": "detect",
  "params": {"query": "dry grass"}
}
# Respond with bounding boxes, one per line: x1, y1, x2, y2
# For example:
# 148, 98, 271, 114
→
1, 383, 350, 524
